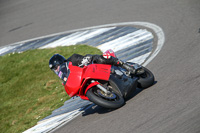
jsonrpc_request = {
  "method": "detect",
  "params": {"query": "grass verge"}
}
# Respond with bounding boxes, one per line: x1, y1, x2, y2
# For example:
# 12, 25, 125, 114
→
0, 45, 102, 133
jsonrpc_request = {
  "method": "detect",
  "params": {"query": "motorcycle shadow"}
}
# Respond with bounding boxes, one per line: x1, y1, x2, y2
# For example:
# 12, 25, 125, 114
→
82, 86, 153, 116
125, 80, 157, 101
82, 104, 113, 116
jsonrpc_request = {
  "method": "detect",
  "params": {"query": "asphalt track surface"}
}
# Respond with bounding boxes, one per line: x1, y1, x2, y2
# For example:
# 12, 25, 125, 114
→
1, 0, 200, 133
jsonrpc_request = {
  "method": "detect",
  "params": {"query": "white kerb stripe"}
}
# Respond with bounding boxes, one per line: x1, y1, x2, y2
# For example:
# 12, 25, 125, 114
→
40, 27, 115, 49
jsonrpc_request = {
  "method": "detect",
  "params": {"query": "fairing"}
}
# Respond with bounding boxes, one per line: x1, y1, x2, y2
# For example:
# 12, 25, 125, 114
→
109, 66, 138, 99
64, 62, 111, 97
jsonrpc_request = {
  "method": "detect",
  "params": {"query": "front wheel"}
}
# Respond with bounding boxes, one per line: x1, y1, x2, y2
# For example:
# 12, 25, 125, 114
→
86, 86, 125, 109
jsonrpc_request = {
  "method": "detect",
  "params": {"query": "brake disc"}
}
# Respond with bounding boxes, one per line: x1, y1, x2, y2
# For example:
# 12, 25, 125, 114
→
97, 89, 117, 100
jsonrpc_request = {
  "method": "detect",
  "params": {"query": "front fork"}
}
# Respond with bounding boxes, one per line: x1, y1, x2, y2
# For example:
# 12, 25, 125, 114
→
91, 80, 111, 94
84, 80, 111, 95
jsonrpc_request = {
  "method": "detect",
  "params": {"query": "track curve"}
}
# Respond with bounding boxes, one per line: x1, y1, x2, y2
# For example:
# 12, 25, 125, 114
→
1, 0, 200, 133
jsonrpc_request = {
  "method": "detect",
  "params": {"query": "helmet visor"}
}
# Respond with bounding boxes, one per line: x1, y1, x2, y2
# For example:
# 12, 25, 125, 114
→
52, 63, 69, 81
52, 65, 60, 75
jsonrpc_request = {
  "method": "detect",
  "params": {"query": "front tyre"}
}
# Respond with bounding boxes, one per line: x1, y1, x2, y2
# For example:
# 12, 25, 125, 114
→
86, 86, 125, 109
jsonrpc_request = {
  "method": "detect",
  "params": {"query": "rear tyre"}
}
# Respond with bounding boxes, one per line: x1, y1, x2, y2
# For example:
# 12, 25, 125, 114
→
126, 62, 155, 89
137, 67, 155, 89
86, 86, 125, 109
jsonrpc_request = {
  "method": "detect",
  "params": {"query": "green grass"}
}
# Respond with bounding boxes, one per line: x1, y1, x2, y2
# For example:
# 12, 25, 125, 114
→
0, 45, 102, 133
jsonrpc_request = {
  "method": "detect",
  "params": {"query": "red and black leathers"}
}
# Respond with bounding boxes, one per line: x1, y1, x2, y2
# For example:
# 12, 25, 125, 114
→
66, 54, 123, 67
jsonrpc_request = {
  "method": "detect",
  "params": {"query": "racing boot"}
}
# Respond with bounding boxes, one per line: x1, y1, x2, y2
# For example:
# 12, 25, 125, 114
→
136, 68, 145, 75
122, 63, 145, 75
111, 58, 136, 74
122, 63, 136, 74
105, 57, 145, 75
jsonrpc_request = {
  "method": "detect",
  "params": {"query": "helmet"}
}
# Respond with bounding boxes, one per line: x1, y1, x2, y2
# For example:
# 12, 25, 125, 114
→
49, 54, 67, 69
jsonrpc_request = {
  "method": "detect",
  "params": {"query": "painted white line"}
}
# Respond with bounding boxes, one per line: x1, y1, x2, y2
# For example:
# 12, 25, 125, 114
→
0, 44, 22, 55
128, 52, 151, 65
130, 22, 165, 66
23, 104, 94, 133
48, 104, 94, 133
40, 27, 115, 49
98, 30, 153, 52
23, 109, 81, 133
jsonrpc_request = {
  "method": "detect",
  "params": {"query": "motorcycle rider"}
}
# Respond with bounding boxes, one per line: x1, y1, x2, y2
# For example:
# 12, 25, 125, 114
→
49, 53, 144, 82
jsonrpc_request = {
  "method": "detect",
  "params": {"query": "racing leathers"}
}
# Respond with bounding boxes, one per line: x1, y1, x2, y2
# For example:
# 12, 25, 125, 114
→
56, 54, 143, 82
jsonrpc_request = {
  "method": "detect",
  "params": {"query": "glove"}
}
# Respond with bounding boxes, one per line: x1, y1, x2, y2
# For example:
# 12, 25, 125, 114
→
79, 56, 92, 67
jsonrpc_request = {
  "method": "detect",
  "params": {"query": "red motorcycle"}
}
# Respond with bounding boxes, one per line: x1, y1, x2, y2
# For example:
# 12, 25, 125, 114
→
63, 50, 155, 109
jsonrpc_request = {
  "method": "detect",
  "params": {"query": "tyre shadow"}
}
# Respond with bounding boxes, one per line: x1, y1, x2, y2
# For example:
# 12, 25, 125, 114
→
82, 105, 113, 116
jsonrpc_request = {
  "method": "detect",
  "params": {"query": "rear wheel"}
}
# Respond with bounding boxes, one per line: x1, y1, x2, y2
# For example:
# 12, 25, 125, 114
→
126, 62, 155, 89
137, 67, 155, 89
86, 85, 125, 109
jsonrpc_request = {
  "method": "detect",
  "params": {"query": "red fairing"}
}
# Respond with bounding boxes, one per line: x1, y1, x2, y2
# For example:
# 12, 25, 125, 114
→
64, 62, 111, 98
80, 81, 100, 100
82, 64, 111, 81
64, 62, 83, 97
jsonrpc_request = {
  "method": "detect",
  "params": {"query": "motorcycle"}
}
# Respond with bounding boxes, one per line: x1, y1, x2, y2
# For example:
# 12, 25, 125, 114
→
63, 50, 155, 109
